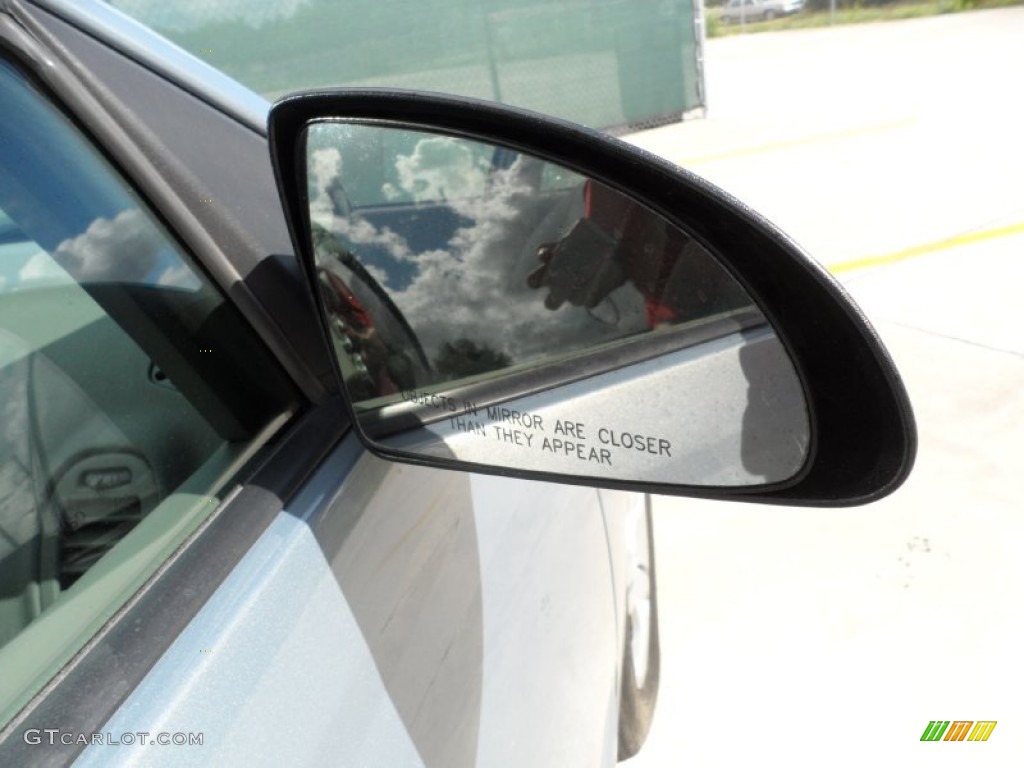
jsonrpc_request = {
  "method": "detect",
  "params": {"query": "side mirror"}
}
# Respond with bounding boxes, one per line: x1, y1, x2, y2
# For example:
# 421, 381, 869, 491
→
269, 90, 915, 505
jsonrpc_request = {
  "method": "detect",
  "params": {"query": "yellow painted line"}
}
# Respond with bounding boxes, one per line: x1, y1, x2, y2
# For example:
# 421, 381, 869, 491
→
830, 221, 1024, 274
678, 119, 915, 166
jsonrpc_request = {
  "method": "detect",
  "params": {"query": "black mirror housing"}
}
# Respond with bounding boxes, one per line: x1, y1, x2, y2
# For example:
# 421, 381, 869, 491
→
268, 89, 916, 506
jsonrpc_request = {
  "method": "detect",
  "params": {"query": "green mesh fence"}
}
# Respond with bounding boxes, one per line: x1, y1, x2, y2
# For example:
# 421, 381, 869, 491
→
109, 0, 704, 131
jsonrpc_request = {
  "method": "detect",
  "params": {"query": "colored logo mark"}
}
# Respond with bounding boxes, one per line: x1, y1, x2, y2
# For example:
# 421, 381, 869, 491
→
921, 721, 997, 742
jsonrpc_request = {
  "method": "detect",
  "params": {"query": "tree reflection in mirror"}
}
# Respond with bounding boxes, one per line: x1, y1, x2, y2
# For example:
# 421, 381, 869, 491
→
304, 121, 810, 487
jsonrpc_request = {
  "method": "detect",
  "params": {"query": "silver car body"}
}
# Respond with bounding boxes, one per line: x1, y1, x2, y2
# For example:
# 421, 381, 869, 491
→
73, 438, 639, 766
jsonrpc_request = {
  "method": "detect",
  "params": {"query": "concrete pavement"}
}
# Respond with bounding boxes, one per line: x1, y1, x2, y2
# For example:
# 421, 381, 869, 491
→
625, 8, 1024, 766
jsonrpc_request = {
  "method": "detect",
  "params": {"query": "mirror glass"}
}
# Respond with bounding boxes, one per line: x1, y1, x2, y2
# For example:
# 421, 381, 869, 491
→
303, 120, 809, 487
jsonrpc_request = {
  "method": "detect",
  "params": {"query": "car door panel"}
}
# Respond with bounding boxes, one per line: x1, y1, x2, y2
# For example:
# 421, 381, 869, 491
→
71, 433, 620, 767
469, 472, 619, 767
598, 487, 648, 650
70, 441, 431, 768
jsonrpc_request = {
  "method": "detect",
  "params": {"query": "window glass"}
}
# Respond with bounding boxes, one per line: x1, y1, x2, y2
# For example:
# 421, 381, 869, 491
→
0, 59, 294, 725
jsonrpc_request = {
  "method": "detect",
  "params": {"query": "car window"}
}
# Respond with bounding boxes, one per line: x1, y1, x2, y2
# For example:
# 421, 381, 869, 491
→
0, 58, 297, 726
